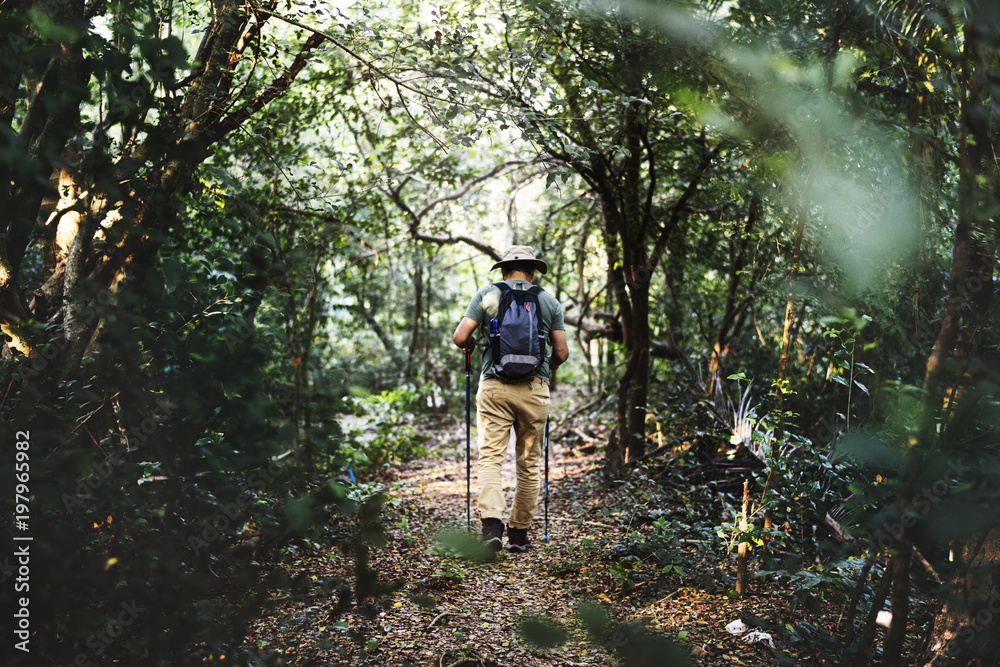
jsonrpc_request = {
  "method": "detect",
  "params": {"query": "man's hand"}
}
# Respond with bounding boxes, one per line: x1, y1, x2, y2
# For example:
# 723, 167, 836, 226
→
453, 317, 480, 350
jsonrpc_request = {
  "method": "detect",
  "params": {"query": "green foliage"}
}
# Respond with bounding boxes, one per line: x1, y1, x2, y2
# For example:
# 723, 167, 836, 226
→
4, 0, 1000, 663
0, 286, 361, 664
589, 457, 734, 596
761, 556, 870, 615
340, 384, 438, 473
435, 528, 496, 564
759, 432, 856, 543
610, 516, 693, 589
784, 618, 856, 664
519, 602, 694, 666
820, 309, 876, 427
518, 614, 569, 649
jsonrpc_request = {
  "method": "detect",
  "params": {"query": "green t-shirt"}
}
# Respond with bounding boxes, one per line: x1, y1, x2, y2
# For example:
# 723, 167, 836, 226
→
463, 279, 565, 384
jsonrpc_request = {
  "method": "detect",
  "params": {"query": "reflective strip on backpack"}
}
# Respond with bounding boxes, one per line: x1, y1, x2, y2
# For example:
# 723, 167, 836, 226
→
498, 354, 541, 368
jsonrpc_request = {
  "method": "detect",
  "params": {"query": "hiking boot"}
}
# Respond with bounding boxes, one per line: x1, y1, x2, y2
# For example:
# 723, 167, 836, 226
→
481, 518, 505, 553
507, 527, 531, 552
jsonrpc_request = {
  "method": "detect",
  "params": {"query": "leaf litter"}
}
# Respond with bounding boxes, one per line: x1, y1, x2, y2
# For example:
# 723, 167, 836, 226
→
243, 415, 925, 666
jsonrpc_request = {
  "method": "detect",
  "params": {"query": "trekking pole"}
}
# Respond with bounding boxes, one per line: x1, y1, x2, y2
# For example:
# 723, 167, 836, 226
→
464, 345, 473, 532
544, 417, 550, 540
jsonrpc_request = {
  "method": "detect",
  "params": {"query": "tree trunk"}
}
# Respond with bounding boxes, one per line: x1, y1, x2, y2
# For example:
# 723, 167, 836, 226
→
891, 12, 991, 666
736, 479, 750, 596
707, 196, 760, 394
408, 258, 423, 380
616, 278, 651, 463
1, 0, 322, 378
775, 213, 805, 411
924, 527, 1000, 666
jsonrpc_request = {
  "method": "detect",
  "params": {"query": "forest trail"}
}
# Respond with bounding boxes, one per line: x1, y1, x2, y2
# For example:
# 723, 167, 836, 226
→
247, 415, 811, 666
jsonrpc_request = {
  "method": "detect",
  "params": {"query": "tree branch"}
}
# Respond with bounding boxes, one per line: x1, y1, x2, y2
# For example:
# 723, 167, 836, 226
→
208, 30, 325, 143
414, 161, 528, 220
248, 4, 468, 150
646, 137, 718, 274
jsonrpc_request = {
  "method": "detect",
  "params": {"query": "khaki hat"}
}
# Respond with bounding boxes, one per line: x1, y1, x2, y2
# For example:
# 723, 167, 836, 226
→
490, 245, 548, 275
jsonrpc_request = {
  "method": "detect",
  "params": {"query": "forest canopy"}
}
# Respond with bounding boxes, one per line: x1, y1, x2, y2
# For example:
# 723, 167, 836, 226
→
2, 0, 999, 665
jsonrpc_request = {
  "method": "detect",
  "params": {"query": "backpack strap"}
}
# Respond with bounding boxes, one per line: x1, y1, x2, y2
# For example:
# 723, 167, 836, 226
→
488, 283, 510, 368
527, 285, 546, 362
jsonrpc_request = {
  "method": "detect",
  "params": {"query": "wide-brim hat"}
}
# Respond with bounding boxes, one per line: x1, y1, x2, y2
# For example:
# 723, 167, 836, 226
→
490, 245, 548, 275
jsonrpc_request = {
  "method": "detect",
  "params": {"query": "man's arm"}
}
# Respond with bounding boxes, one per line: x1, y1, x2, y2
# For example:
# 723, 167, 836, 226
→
550, 329, 569, 368
453, 317, 479, 349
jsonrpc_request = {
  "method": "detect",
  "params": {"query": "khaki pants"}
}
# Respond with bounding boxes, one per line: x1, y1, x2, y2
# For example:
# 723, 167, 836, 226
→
476, 377, 550, 529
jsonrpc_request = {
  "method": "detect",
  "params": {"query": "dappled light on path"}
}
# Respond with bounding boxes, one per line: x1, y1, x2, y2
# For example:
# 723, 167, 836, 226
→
240, 422, 878, 666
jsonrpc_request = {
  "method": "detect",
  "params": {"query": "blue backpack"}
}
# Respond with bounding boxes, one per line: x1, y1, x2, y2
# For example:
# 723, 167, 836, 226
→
488, 282, 546, 382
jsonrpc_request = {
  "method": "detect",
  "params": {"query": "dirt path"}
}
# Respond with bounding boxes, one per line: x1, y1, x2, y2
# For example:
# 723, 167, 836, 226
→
244, 423, 839, 666
243, 422, 636, 665
373, 441, 616, 666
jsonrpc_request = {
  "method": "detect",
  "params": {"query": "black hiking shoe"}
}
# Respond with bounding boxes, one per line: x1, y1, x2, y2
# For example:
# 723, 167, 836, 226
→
507, 527, 531, 553
481, 518, 504, 553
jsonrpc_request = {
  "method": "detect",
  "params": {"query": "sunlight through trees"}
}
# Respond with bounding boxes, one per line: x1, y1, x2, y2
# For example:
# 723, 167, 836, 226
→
2, 0, 998, 664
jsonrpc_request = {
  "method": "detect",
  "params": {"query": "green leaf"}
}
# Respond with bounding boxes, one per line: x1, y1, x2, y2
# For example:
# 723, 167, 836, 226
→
577, 602, 612, 641
834, 432, 901, 470
408, 593, 437, 609
435, 529, 494, 562
519, 615, 568, 649
829, 374, 849, 387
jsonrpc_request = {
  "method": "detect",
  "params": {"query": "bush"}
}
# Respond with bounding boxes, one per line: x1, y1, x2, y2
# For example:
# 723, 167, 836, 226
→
339, 385, 437, 473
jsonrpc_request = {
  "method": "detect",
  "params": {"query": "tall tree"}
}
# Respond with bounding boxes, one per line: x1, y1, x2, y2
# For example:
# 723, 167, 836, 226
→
899, 2, 1000, 664
0, 2, 402, 661
467, 0, 729, 467
1, 0, 324, 379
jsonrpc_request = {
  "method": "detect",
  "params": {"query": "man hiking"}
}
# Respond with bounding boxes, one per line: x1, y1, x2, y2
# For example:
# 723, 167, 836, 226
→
452, 245, 569, 553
